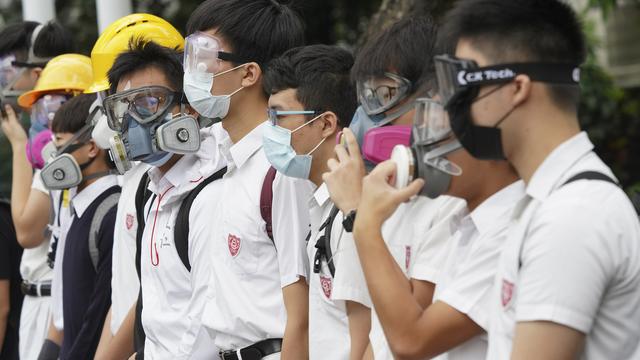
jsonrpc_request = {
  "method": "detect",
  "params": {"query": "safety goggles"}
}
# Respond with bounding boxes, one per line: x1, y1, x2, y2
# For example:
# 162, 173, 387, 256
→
30, 94, 69, 127
103, 86, 182, 132
184, 31, 249, 74
434, 54, 581, 107
412, 98, 452, 146
0, 55, 19, 88
357, 72, 412, 116
267, 108, 320, 126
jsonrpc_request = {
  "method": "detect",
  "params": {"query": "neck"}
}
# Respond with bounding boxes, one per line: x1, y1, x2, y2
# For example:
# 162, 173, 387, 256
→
465, 163, 519, 212
309, 141, 334, 187
508, 107, 580, 184
157, 154, 182, 174
222, 93, 268, 144
79, 162, 111, 192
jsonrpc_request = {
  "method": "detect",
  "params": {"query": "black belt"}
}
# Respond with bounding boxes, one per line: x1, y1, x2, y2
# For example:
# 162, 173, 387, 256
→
21, 280, 52, 297
219, 338, 282, 360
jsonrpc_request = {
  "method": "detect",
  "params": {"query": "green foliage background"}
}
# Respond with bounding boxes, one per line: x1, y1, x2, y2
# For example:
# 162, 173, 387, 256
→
0, 0, 639, 199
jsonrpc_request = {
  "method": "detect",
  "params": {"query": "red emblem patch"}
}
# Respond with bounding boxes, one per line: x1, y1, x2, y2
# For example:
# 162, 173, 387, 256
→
319, 276, 332, 299
125, 214, 134, 230
405, 245, 412, 272
501, 279, 515, 307
228, 234, 241, 257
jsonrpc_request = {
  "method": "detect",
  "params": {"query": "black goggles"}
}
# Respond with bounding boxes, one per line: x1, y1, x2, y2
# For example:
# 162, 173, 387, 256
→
434, 54, 581, 106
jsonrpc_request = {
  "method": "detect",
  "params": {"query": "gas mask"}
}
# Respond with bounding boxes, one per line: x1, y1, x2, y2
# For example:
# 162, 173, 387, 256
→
103, 85, 201, 173
26, 129, 55, 169
40, 122, 107, 190
29, 94, 68, 138
434, 54, 581, 160
390, 98, 463, 199
183, 31, 248, 120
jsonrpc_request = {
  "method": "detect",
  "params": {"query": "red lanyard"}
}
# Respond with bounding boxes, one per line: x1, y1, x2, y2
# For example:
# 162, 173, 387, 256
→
149, 186, 174, 266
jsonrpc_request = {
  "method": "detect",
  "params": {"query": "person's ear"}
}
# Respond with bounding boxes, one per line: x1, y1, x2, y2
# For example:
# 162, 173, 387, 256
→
86, 140, 99, 158
511, 74, 532, 108
240, 62, 262, 88
319, 111, 339, 139
30, 67, 42, 82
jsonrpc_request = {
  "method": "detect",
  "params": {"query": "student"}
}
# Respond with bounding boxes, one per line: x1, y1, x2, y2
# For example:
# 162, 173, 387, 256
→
42, 93, 120, 359
330, 95, 525, 359
323, 16, 465, 360
83, 14, 185, 360
434, 0, 640, 358
184, 1, 310, 358
102, 38, 224, 359
0, 200, 23, 360
262, 44, 357, 360
2, 57, 87, 360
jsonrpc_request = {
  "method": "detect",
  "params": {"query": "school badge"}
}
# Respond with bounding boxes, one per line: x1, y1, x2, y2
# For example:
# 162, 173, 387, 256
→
501, 279, 515, 307
126, 213, 134, 230
228, 234, 241, 257
320, 276, 332, 299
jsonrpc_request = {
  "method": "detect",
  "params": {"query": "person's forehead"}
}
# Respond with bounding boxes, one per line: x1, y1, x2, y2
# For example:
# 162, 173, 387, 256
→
115, 66, 173, 93
268, 88, 303, 109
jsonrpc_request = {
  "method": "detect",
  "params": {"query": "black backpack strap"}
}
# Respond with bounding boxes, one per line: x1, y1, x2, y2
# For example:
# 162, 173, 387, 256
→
133, 172, 152, 357
174, 166, 227, 272
562, 171, 619, 187
313, 205, 341, 278
260, 166, 278, 244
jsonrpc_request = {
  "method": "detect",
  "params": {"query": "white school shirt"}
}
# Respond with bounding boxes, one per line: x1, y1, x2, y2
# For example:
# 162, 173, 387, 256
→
21, 170, 54, 283
110, 162, 150, 334
140, 134, 225, 360
330, 193, 465, 360
487, 132, 640, 359
307, 183, 350, 360
201, 121, 312, 351
45, 182, 76, 331
431, 180, 525, 360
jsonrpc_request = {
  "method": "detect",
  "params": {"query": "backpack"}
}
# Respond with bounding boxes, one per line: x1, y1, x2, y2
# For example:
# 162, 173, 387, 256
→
313, 206, 341, 278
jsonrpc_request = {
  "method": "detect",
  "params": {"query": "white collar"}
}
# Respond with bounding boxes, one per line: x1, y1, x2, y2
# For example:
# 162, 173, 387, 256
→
217, 121, 266, 170
469, 180, 526, 235
311, 183, 330, 208
526, 132, 595, 201
71, 175, 119, 218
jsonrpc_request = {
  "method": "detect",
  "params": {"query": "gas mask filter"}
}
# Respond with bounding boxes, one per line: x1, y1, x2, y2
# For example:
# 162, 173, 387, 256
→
390, 98, 463, 198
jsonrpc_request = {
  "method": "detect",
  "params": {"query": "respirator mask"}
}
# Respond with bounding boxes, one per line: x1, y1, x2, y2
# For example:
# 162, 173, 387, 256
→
103, 85, 201, 173
390, 98, 463, 198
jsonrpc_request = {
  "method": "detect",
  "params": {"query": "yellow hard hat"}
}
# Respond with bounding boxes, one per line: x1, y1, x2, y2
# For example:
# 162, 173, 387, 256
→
18, 54, 93, 108
85, 13, 185, 94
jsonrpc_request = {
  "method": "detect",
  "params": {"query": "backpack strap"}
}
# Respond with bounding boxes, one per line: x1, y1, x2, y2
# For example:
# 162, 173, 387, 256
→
562, 171, 619, 187
88, 191, 120, 271
134, 172, 153, 279
174, 166, 227, 272
313, 205, 341, 278
260, 166, 278, 244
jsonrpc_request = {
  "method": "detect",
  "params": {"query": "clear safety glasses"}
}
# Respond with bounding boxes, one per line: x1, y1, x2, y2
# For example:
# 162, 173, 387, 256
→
357, 72, 412, 116
103, 86, 182, 132
30, 94, 70, 127
412, 98, 453, 146
184, 31, 248, 74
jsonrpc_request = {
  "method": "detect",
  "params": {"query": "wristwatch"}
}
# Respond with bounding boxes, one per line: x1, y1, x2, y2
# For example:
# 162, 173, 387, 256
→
342, 210, 357, 232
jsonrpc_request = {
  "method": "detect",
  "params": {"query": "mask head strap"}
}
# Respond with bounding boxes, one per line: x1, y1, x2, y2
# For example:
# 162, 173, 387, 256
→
455, 62, 580, 88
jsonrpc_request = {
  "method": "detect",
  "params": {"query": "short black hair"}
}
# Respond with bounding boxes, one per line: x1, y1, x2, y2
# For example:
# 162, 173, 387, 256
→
352, 16, 439, 94
185, 0, 305, 66
52, 93, 96, 134
439, 0, 586, 110
0, 21, 74, 62
108, 38, 183, 94
264, 44, 357, 128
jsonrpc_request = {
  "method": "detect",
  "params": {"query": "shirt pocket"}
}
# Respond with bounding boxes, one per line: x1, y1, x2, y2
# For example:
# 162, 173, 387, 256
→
222, 219, 260, 275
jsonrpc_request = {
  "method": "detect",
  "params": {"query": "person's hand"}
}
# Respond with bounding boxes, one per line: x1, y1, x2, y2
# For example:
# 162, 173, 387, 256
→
354, 160, 424, 235
323, 128, 366, 213
0, 104, 28, 146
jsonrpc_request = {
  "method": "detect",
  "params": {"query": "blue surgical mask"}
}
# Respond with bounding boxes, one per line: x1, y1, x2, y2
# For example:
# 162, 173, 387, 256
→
263, 115, 326, 179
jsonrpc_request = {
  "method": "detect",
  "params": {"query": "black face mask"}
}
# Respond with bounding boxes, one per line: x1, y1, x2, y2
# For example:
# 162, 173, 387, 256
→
446, 84, 516, 160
